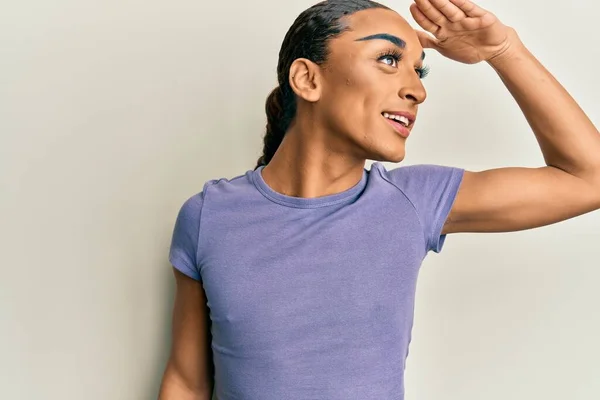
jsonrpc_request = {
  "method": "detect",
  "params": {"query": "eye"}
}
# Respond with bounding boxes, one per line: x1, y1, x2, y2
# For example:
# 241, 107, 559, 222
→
415, 65, 431, 79
377, 49, 403, 68
380, 55, 399, 68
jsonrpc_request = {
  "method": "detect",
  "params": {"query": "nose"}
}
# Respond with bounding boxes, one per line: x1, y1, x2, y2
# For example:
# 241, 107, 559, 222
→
398, 73, 427, 105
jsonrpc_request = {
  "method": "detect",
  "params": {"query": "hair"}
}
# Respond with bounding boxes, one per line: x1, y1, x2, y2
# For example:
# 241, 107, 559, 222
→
255, 0, 390, 169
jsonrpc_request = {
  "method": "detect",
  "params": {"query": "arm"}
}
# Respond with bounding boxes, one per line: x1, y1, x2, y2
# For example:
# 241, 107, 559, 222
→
444, 29, 600, 234
159, 269, 214, 400
410, 0, 600, 234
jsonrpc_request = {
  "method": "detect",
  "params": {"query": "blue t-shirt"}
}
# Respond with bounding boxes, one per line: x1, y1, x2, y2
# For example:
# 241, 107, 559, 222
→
169, 162, 464, 400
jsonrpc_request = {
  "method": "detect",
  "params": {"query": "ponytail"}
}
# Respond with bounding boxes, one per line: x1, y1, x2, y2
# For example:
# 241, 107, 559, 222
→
255, 85, 294, 169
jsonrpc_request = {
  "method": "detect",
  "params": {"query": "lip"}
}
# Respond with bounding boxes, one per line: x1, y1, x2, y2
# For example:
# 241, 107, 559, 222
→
383, 111, 416, 125
382, 111, 416, 138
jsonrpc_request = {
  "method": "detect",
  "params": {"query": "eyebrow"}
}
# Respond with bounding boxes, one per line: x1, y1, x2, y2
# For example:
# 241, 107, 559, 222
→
355, 33, 426, 61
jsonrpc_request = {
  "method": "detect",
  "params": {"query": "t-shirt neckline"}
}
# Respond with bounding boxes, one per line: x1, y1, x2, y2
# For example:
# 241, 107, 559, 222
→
251, 165, 368, 209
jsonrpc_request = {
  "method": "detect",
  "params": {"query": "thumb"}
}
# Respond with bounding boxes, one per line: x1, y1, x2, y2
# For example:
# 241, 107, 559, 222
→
416, 30, 440, 50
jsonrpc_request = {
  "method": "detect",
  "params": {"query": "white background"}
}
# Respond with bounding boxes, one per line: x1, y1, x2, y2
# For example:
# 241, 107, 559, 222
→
1, 0, 598, 398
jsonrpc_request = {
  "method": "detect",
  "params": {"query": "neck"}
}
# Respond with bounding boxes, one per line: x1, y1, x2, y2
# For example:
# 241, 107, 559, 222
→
261, 116, 366, 199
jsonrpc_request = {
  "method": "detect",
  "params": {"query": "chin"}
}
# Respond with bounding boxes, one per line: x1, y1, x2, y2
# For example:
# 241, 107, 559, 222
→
352, 128, 407, 163
364, 128, 408, 163
382, 153, 406, 163
369, 148, 406, 164
379, 140, 407, 163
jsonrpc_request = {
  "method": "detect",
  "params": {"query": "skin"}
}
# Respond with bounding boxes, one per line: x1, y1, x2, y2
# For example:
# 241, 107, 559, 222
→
262, 8, 427, 199
159, 269, 214, 400
261, 0, 600, 233
160, 0, 600, 397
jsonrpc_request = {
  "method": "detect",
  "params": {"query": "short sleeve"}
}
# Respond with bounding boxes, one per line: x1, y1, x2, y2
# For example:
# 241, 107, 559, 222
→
382, 163, 465, 254
168, 192, 205, 281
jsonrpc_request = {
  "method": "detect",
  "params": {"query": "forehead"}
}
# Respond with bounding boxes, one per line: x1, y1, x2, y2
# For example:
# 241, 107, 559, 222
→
335, 8, 423, 56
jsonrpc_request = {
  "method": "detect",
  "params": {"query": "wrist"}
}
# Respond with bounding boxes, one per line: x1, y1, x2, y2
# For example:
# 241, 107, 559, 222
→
486, 27, 527, 69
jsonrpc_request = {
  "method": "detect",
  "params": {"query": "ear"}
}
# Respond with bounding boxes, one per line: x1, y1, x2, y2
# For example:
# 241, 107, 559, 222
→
288, 58, 322, 103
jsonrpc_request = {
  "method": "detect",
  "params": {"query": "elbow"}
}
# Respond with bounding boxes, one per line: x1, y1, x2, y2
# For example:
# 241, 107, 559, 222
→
159, 362, 214, 400
593, 169, 600, 208
574, 166, 600, 209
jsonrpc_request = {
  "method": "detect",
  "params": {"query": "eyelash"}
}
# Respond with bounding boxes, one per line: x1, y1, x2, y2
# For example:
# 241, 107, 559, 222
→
377, 49, 431, 79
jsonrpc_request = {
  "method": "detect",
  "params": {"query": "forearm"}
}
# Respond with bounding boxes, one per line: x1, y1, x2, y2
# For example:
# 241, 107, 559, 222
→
488, 28, 600, 182
158, 362, 214, 400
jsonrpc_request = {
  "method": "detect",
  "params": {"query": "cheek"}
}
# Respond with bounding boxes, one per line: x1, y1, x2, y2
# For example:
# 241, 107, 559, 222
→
325, 80, 382, 126
320, 63, 394, 136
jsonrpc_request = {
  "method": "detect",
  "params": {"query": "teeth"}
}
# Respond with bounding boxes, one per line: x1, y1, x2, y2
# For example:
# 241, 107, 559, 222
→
383, 113, 410, 127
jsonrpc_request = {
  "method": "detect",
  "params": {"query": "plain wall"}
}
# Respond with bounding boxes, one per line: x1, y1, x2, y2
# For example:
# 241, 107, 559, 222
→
1, 0, 598, 399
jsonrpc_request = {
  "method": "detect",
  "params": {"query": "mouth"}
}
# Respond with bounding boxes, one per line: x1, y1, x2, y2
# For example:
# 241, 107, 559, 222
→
382, 111, 416, 138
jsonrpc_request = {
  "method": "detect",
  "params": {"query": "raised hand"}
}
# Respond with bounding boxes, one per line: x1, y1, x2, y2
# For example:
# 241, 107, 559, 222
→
409, 0, 518, 64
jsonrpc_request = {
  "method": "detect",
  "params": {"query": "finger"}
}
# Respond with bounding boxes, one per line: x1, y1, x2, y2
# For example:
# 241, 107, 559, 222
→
413, 0, 448, 26
428, 0, 467, 22
458, 16, 488, 31
415, 30, 441, 50
409, 3, 441, 36
448, 0, 487, 18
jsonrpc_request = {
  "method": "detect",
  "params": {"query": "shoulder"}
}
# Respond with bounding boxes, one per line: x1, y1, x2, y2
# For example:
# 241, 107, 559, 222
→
175, 180, 213, 223
372, 162, 463, 188
169, 172, 249, 277
370, 162, 464, 202
178, 169, 254, 211
371, 162, 465, 254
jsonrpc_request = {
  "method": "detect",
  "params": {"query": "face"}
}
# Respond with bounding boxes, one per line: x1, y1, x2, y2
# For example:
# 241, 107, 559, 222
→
316, 8, 428, 163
